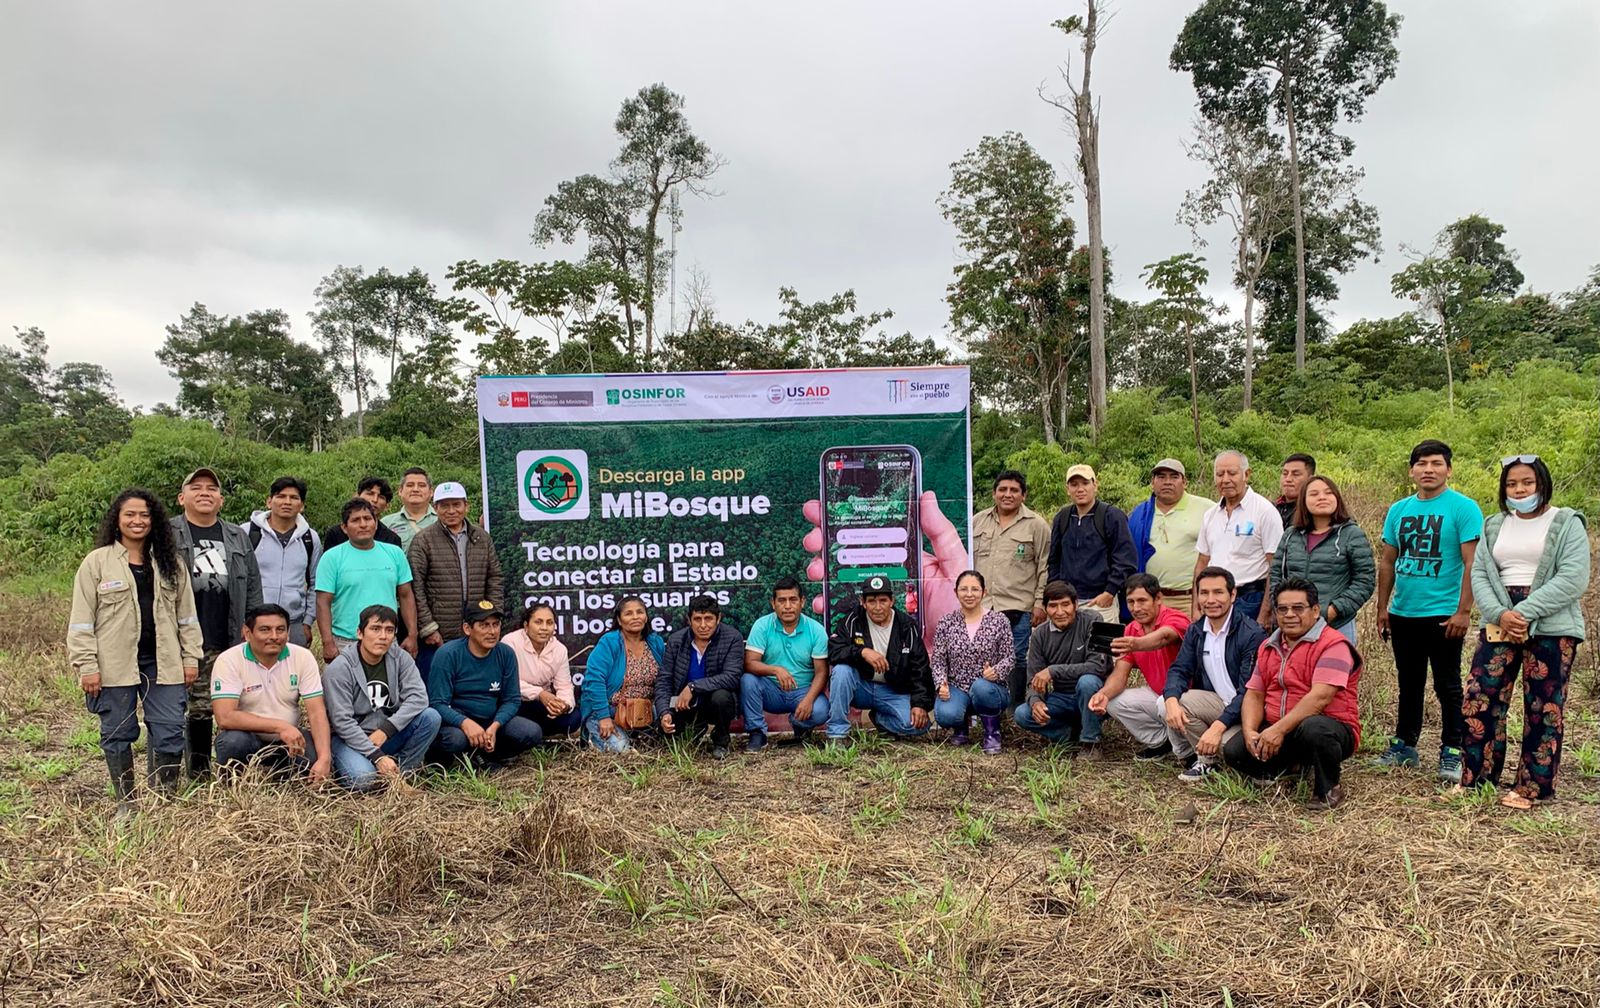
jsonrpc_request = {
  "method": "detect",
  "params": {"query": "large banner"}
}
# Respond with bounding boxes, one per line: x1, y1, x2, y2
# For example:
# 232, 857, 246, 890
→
476, 367, 972, 672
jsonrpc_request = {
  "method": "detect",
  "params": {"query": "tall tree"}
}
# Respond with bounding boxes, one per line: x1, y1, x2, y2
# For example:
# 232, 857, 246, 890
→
1042, 5, 1109, 436
1172, 0, 1401, 370
444, 258, 632, 375
159, 304, 338, 448
938, 132, 1080, 443
532, 175, 649, 353
1442, 214, 1524, 297
1180, 117, 1294, 410
1391, 253, 1492, 413
1142, 254, 1218, 457
1252, 174, 1381, 355
310, 266, 389, 437
363, 267, 452, 383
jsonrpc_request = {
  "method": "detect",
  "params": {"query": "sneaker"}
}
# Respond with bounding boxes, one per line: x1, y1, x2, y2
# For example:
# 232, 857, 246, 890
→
1075, 742, 1104, 763
1306, 785, 1346, 811
1437, 746, 1464, 784
1135, 740, 1174, 762
711, 745, 729, 761
1178, 760, 1217, 783
745, 732, 767, 755
1372, 737, 1420, 769
792, 726, 813, 745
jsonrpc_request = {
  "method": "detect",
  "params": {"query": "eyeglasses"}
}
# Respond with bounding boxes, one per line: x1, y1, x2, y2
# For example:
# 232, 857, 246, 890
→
1273, 603, 1314, 616
1501, 454, 1540, 467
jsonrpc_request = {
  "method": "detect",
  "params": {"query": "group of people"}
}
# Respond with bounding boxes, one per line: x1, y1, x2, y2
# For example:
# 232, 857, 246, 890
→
67, 441, 1588, 813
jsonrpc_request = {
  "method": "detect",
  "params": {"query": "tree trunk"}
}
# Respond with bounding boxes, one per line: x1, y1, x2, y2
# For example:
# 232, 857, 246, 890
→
1185, 317, 1203, 459
642, 203, 661, 359
1078, 0, 1108, 437
1441, 326, 1455, 413
1283, 79, 1309, 371
1241, 283, 1257, 411
351, 338, 365, 438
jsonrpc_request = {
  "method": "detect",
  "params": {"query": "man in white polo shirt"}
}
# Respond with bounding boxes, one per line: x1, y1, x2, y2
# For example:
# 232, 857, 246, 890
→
211, 603, 332, 784
1192, 450, 1283, 626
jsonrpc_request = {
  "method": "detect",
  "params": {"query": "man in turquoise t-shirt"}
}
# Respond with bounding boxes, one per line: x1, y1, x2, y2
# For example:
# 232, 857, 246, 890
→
315, 499, 418, 662
741, 576, 831, 752
1373, 439, 1483, 781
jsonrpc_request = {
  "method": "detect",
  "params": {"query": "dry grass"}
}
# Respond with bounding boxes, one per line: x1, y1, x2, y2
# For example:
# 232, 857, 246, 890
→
3, 593, 1600, 1008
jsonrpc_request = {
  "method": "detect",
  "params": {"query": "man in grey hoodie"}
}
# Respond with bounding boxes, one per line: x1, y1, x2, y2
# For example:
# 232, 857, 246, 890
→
322, 604, 440, 792
1011, 580, 1113, 759
246, 477, 323, 647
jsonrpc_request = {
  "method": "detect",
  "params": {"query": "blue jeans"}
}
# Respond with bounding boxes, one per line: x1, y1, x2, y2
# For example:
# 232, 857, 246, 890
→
215, 727, 318, 772
1008, 617, 1034, 705
329, 708, 442, 792
1237, 589, 1264, 623
1333, 620, 1356, 646
1011, 673, 1106, 743
582, 714, 633, 754
934, 678, 1010, 727
825, 663, 930, 739
432, 714, 541, 763
740, 673, 830, 735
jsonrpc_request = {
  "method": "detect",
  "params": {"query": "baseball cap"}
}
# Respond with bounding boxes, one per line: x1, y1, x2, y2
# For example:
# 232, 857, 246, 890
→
462, 599, 506, 624
1151, 458, 1187, 477
861, 575, 894, 598
181, 467, 221, 488
1065, 464, 1096, 483
432, 481, 468, 503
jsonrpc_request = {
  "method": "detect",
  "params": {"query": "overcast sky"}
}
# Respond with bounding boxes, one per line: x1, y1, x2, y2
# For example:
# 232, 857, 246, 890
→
3, 1, 1597, 408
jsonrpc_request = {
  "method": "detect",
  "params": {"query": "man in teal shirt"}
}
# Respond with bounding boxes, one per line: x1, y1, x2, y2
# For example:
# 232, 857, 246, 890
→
741, 577, 831, 752
315, 499, 418, 661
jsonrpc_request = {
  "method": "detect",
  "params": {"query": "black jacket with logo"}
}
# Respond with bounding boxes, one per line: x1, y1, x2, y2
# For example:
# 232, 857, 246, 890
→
827, 606, 935, 711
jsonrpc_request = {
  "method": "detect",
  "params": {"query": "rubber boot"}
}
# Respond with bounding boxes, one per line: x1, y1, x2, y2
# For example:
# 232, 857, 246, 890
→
185, 716, 213, 783
150, 751, 183, 798
947, 716, 971, 746
105, 749, 136, 803
980, 715, 1002, 755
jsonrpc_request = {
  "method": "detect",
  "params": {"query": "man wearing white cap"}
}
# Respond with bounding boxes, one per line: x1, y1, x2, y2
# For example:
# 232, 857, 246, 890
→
1045, 464, 1138, 624
1126, 459, 1214, 615
406, 481, 504, 676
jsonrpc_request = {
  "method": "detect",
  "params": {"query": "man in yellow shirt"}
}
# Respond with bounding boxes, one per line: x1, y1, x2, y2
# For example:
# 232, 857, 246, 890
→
1126, 459, 1213, 615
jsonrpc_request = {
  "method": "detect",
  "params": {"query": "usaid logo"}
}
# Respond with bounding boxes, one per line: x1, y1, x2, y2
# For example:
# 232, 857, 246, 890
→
769, 384, 831, 403
517, 450, 590, 521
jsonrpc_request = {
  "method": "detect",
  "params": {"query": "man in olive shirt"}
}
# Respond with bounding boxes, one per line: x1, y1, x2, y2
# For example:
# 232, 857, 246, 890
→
1126, 459, 1214, 615
971, 469, 1051, 705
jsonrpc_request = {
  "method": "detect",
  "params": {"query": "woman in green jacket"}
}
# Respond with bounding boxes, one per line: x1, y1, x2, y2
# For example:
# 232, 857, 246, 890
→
1462, 455, 1590, 809
1274, 475, 1376, 644
68, 488, 202, 801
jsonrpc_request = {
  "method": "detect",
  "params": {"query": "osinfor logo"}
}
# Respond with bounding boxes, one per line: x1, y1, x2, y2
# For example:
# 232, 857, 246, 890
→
517, 450, 590, 521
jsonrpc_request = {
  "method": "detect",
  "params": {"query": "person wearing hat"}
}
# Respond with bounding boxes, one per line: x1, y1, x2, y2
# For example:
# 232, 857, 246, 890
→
406, 480, 503, 677
1126, 459, 1214, 615
426, 600, 541, 767
1045, 464, 1138, 624
169, 466, 263, 782
823, 575, 936, 743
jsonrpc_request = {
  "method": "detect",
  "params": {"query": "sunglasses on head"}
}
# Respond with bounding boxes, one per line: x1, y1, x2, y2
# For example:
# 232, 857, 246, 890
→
1501, 454, 1540, 467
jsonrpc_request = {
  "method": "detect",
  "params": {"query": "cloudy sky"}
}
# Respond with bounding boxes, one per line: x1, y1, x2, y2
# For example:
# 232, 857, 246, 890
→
3, 1, 1596, 408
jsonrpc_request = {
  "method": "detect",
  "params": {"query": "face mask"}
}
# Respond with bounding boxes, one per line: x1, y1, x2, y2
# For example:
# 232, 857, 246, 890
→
1507, 494, 1542, 514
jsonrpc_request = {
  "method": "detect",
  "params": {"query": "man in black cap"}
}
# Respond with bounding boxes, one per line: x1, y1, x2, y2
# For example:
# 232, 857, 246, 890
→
824, 575, 935, 743
424, 599, 541, 767
169, 465, 262, 780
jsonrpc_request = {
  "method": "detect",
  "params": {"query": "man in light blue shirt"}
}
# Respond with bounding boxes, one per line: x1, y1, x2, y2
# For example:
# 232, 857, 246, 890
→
741, 576, 830, 753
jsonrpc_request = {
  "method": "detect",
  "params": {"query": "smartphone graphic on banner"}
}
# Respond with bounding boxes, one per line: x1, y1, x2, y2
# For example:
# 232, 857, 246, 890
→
820, 445, 923, 636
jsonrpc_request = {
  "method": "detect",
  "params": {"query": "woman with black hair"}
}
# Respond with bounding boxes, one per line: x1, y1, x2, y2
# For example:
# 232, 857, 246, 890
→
578, 596, 665, 753
1462, 455, 1591, 809
68, 488, 202, 801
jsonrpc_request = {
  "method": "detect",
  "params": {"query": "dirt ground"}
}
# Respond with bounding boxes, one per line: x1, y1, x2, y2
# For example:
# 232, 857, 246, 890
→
2, 594, 1598, 1008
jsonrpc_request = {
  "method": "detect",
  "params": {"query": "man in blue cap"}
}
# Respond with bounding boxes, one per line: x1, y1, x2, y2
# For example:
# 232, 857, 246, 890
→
824, 575, 935, 744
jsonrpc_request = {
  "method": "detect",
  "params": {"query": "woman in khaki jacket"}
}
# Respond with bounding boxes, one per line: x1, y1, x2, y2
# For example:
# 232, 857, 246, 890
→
68, 488, 202, 801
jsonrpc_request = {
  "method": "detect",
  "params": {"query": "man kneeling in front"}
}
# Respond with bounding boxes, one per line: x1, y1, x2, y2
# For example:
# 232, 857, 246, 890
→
211, 603, 332, 785
1223, 577, 1363, 810
322, 604, 441, 791
825, 576, 935, 743
427, 600, 541, 769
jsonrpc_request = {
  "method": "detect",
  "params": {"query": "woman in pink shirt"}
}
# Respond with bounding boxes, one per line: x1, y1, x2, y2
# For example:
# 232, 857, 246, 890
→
502, 604, 579, 737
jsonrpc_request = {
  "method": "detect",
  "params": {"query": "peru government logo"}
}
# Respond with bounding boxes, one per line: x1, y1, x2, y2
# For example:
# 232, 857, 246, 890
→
517, 450, 590, 521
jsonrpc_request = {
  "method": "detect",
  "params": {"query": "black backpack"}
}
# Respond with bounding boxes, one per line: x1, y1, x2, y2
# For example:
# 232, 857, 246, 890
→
248, 521, 316, 589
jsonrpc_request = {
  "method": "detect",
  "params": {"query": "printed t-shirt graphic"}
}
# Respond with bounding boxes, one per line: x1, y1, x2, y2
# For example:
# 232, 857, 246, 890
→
1381, 488, 1484, 617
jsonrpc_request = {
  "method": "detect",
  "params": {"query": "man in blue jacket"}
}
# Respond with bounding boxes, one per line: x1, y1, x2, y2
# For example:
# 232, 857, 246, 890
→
657, 596, 744, 759
426, 600, 541, 768
1161, 566, 1268, 783
1046, 464, 1138, 623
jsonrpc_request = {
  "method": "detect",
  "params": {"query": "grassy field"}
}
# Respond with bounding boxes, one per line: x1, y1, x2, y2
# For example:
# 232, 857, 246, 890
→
2, 592, 1599, 1008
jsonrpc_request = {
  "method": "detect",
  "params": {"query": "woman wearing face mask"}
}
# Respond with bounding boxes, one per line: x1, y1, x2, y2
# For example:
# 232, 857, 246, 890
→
579, 596, 664, 754
1273, 475, 1376, 644
930, 570, 1015, 754
1461, 455, 1590, 809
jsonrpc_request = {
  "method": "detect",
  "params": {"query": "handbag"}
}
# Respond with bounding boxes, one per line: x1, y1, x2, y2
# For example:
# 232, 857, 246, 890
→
613, 696, 655, 730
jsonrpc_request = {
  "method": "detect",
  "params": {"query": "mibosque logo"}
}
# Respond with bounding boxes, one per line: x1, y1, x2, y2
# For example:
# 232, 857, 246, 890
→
518, 450, 591, 521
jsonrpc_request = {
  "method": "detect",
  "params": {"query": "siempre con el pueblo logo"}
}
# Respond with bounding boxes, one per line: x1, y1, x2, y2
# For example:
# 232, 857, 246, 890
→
886, 377, 954, 404
518, 450, 590, 521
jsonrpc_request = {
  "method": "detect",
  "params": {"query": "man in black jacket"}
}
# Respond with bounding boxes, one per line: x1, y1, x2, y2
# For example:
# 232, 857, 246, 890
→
656, 596, 743, 759
824, 576, 935, 743
1012, 580, 1112, 758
